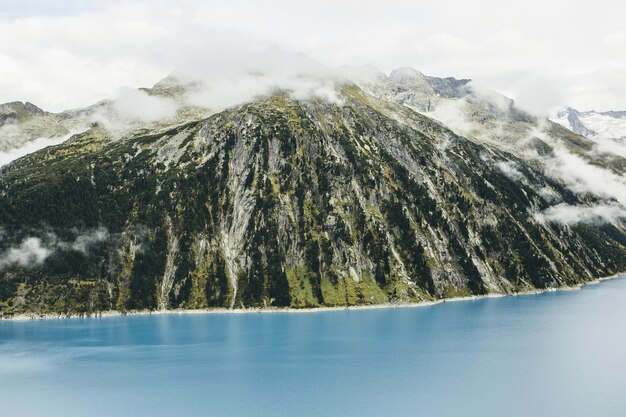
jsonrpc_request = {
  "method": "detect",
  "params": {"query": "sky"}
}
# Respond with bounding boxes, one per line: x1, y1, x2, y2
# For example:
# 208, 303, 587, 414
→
1, 0, 625, 113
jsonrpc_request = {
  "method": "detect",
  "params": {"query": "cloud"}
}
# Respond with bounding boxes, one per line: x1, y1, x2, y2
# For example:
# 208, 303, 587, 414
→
0, 228, 109, 269
187, 75, 343, 110
508, 74, 565, 117
464, 81, 512, 114
495, 160, 526, 182
593, 138, 626, 159
537, 186, 561, 203
0, 0, 625, 112
506, 116, 626, 224
604, 32, 626, 46
536, 203, 626, 225
427, 99, 473, 135
111, 89, 177, 123
544, 148, 626, 206
0, 237, 51, 268
0, 135, 68, 166
59, 227, 109, 255
182, 50, 344, 110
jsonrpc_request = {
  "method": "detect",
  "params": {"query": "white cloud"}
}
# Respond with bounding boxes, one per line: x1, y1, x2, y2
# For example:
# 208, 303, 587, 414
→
182, 49, 344, 110
496, 160, 525, 182
0, 228, 109, 269
464, 81, 512, 113
536, 203, 626, 225
594, 138, 626, 159
537, 187, 561, 203
604, 32, 626, 47
62, 227, 109, 255
508, 74, 565, 117
427, 99, 473, 135
518, 122, 626, 223
0, 135, 68, 166
545, 148, 626, 206
0, 0, 625, 113
0, 237, 51, 268
111, 89, 177, 123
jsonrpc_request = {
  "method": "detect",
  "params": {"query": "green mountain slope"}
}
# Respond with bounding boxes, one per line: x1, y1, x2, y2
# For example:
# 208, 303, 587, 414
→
1, 85, 625, 316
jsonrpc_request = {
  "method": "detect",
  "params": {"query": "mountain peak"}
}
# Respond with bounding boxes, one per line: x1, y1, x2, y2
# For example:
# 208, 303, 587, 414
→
388, 67, 426, 82
0, 101, 44, 114
0, 101, 44, 125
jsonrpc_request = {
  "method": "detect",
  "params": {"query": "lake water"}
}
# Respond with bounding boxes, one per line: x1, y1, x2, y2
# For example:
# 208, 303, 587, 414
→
1, 276, 626, 417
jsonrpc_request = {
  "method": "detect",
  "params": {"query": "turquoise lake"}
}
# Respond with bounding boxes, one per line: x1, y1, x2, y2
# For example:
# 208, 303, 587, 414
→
1, 276, 625, 417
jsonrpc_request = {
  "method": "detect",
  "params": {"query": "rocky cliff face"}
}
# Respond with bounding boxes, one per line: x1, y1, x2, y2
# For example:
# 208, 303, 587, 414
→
1, 78, 625, 316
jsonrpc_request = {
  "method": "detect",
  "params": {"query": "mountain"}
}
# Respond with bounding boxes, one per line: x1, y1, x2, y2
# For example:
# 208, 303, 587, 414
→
0, 100, 90, 163
552, 108, 597, 137
0, 80, 212, 166
553, 108, 626, 140
365, 67, 470, 112
366, 70, 626, 175
0, 101, 44, 125
1, 72, 625, 317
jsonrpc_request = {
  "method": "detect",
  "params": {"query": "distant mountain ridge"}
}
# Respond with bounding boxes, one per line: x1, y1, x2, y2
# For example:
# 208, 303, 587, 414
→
552, 107, 626, 140
0, 101, 44, 126
0, 80, 212, 159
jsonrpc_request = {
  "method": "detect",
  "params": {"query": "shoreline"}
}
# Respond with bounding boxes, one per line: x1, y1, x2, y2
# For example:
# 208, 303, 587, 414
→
2, 273, 623, 322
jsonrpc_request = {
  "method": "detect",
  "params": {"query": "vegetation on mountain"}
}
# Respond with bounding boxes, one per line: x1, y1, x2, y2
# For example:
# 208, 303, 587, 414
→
1, 82, 625, 317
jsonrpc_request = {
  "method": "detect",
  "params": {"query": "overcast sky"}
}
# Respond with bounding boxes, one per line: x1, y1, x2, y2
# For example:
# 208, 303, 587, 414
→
1, 0, 625, 113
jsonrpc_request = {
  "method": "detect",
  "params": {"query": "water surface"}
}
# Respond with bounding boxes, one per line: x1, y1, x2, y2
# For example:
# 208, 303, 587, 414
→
2, 277, 626, 417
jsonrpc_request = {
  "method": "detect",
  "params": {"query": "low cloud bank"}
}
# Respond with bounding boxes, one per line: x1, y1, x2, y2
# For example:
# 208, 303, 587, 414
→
178, 48, 346, 111
495, 160, 525, 182
59, 227, 109, 255
536, 203, 626, 225
425, 83, 626, 226
0, 227, 109, 269
593, 137, 626, 159
545, 148, 626, 206
0, 237, 51, 268
111, 89, 178, 123
0, 130, 85, 166
67, 50, 351, 137
527, 125, 626, 225
428, 99, 473, 136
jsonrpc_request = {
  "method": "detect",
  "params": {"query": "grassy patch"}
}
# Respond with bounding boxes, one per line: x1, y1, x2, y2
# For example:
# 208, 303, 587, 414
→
285, 267, 320, 308
441, 285, 471, 299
